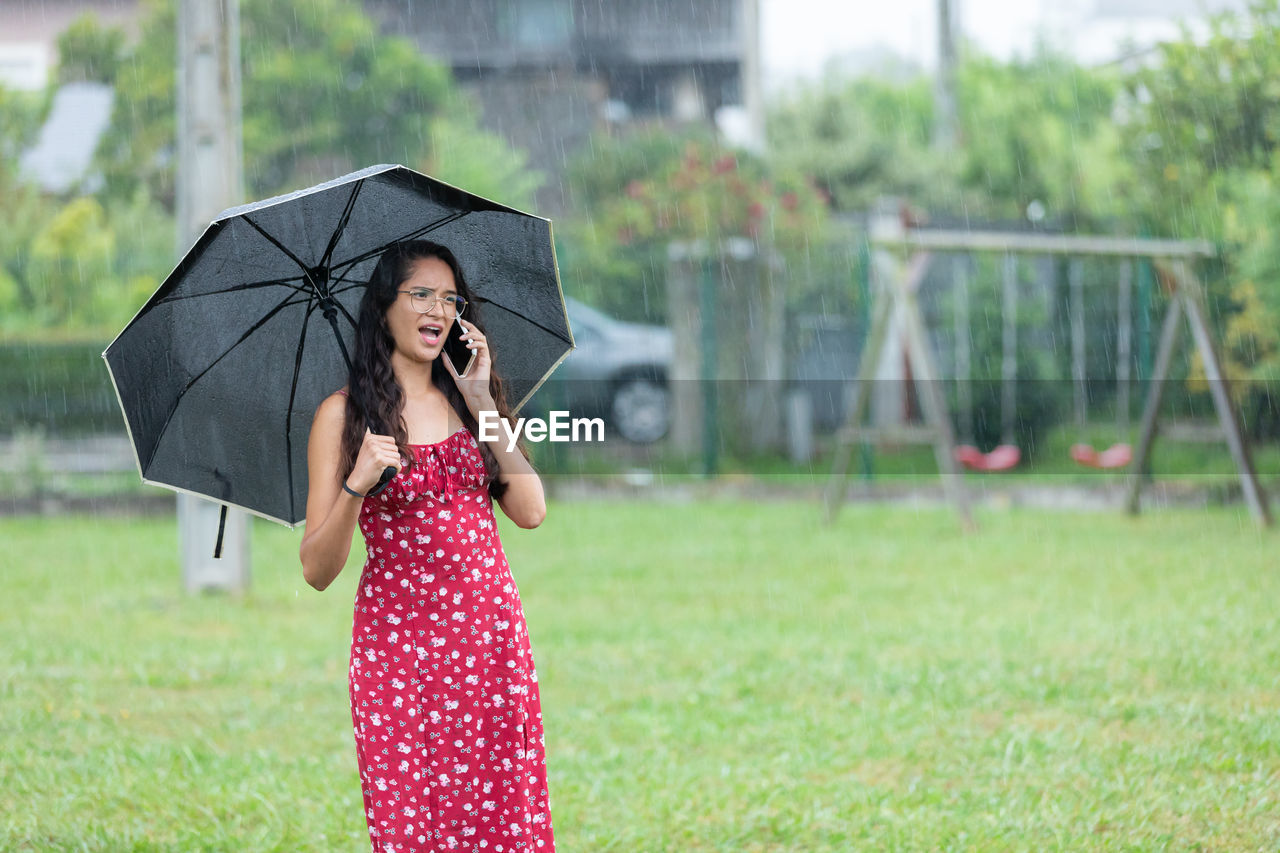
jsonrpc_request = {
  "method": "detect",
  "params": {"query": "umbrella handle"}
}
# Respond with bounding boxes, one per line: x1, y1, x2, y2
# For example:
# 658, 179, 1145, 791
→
213, 504, 228, 559
367, 466, 397, 497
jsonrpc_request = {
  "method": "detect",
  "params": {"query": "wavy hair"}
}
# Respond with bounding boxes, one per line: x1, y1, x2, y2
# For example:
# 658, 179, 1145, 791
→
340, 240, 527, 501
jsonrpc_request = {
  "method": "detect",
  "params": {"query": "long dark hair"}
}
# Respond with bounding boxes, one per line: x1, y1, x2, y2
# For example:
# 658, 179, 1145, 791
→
340, 240, 527, 501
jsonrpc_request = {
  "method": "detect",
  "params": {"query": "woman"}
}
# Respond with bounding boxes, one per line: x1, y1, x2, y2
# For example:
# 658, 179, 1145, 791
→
299, 240, 554, 852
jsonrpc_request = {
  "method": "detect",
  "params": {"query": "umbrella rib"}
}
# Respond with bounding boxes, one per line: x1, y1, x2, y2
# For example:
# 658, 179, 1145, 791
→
329, 210, 470, 276
393, 209, 470, 243
319, 180, 364, 271
153, 276, 308, 304
242, 216, 313, 276
330, 280, 366, 297
470, 296, 574, 344
145, 290, 312, 471
284, 294, 320, 523
332, 295, 359, 331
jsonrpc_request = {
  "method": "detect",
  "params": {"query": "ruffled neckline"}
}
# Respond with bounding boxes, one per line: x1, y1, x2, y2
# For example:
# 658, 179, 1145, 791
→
407, 426, 469, 449
364, 427, 487, 507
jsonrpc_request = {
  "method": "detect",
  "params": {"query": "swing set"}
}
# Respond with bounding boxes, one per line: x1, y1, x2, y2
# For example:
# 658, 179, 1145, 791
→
823, 228, 1272, 530
950, 253, 1136, 472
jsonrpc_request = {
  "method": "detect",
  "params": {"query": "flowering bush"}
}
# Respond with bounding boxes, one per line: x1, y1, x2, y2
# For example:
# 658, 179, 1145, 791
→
603, 140, 827, 253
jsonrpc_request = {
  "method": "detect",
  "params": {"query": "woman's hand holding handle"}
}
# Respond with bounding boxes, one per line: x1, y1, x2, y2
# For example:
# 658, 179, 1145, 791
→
346, 428, 400, 495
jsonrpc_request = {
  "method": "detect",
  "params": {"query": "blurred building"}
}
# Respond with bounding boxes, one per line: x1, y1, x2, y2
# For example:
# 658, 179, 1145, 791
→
0, 0, 140, 91
364, 0, 763, 215
3, 0, 761, 216
19, 81, 115, 193
1, 1, 136, 194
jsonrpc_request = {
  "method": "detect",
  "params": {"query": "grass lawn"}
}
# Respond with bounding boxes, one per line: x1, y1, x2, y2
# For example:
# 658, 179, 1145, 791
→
2, 502, 1279, 851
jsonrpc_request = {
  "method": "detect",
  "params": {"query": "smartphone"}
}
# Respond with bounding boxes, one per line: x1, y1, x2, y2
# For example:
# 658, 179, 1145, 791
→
442, 319, 478, 378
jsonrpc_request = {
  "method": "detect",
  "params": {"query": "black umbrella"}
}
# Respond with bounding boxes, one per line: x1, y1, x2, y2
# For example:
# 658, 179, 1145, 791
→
103, 164, 573, 530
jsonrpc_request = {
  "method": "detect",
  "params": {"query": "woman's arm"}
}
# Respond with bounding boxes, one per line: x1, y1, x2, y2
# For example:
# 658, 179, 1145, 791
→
444, 318, 546, 529
481, 402, 547, 529
298, 394, 402, 591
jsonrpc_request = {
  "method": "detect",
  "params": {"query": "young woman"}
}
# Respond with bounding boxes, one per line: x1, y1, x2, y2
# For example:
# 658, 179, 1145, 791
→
299, 240, 554, 852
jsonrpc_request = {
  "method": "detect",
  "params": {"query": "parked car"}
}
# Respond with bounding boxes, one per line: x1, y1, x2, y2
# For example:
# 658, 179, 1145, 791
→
531, 298, 673, 443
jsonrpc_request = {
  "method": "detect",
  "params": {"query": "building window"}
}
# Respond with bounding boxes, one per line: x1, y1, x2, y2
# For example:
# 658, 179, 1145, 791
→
497, 0, 573, 49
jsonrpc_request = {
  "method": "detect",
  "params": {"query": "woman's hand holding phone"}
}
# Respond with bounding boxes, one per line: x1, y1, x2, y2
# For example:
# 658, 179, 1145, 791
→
443, 318, 494, 413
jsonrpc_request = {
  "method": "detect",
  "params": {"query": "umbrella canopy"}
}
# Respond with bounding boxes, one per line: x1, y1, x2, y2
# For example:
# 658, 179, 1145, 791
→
104, 164, 573, 527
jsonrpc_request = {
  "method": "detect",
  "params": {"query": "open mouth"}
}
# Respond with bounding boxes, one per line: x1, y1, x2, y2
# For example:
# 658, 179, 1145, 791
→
420, 323, 444, 345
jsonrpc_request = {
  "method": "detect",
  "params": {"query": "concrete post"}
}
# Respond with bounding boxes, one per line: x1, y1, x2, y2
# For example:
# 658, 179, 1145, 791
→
934, 0, 959, 150
176, 0, 248, 594
666, 242, 703, 456
739, 0, 765, 152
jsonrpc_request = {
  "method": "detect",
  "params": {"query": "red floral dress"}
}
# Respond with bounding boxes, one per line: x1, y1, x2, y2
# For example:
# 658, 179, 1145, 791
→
348, 426, 554, 852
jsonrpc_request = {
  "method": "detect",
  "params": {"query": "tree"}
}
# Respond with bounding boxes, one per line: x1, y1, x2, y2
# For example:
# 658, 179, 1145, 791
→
766, 49, 1125, 226
605, 139, 827, 254
421, 98, 543, 212
766, 73, 947, 213
562, 126, 828, 321
1, 0, 540, 337
1122, 0, 1280, 433
1121, 0, 1280, 236
96, 0, 536, 210
0, 85, 56, 331
55, 13, 126, 85
954, 51, 1124, 226
561, 125, 720, 321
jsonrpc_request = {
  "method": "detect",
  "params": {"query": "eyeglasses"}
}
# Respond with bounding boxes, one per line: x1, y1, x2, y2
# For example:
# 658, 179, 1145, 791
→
399, 289, 468, 317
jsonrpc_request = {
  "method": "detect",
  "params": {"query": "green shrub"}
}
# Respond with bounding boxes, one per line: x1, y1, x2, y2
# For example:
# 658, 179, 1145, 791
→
0, 340, 119, 436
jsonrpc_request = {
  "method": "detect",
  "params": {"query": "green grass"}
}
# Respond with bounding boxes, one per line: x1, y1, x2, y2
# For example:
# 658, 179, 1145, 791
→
3, 503, 1279, 850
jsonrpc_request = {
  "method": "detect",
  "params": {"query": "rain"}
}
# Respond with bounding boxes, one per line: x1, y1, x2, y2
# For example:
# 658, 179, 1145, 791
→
2, 0, 1278, 849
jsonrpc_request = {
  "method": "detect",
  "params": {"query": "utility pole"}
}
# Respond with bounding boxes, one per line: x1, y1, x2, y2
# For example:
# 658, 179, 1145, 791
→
175, 0, 248, 594
934, 0, 960, 151
740, 0, 765, 153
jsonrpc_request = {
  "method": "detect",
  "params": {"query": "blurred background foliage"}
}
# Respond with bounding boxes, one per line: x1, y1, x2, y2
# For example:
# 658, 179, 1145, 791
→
561, 126, 828, 322
0, 0, 537, 339
3, 0, 1280, 437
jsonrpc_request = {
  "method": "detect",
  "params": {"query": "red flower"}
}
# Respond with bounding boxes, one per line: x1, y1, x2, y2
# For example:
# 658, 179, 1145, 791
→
626, 180, 647, 200
713, 154, 736, 175
747, 201, 765, 220
781, 191, 799, 211
683, 143, 704, 171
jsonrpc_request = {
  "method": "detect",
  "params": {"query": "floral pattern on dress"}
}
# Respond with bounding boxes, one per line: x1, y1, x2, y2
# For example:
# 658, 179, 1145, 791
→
349, 427, 554, 852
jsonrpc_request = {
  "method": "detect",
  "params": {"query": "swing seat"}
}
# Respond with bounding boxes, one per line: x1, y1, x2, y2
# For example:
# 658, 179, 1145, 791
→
954, 444, 1022, 471
1069, 442, 1133, 469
